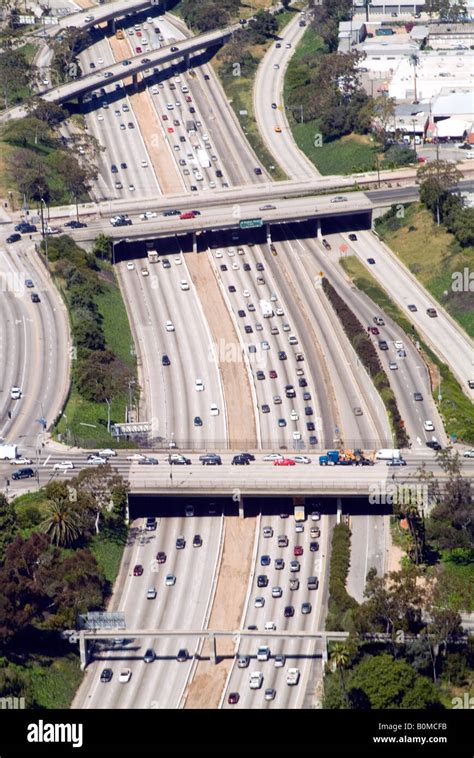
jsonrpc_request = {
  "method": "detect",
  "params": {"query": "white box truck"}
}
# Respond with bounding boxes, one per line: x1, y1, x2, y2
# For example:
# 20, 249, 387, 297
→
286, 668, 300, 685
197, 148, 211, 169
259, 299, 274, 319
0, 444, 18, 460
375, 449, 401, 461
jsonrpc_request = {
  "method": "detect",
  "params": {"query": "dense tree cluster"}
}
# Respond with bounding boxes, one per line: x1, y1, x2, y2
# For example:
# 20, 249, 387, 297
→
326, 524, 358, 631
179, 0, 240, 31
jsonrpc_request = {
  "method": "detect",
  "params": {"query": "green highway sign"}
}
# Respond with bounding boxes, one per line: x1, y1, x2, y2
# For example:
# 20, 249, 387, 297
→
239, 218, 263, 229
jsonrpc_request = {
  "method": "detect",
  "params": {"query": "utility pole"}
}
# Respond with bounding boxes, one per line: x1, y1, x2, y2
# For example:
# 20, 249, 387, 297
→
412, 119, 417, 160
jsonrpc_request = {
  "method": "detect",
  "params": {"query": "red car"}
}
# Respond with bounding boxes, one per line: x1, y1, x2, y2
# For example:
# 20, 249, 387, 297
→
370, 326, 379, 335
167, 127, 174, 133
294, 545, 303, 557
162, 114, 168, 121
136, 30, 142, 37
180, 211, 195, 220
274, 458, 296, 466
136, 46, 142, 54
185, 96, 192, 102
133, 565, 144, 576
269, 370, 278, 379
228, 692, 240, 705
156, 552, 166, 564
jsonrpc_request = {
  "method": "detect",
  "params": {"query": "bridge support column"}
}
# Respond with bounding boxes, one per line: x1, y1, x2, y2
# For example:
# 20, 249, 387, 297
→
192, 232, 197, 253
315, 218, 321, 238
132, 72, 139, 92
79, 632, 88, 671
336, 498, 342, 525
77, 93, 83, 107
238, 496, 244, 519
183, 52, 190, 69
209, 632, 217, 664
321, 634, 328, 667
266, 223, 271, 245
107, 18, 116, 34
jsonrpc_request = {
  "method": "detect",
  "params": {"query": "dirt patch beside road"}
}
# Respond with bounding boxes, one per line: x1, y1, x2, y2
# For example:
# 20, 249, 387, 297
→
184, 516, 256, 709
185, 251, 257, 450
108, 36, 184, 195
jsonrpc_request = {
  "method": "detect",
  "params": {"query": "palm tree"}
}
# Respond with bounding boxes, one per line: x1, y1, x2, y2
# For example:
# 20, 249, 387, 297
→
40, 498, 82, 547
332, 643, 350, 707
409, 54, 419, 104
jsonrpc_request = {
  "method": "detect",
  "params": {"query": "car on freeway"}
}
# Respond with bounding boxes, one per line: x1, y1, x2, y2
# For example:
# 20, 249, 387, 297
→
193, 534, 203, 548
144, 648, 156, 663
260, 555, 271, 567
348, 233, 358, 241
408, 304, 417, 312
265, 688, 276, 701
322, 239, 331, 250
367, 258, 376, 264
289, 578, 300, 590
389, 361, 398, 370
310, 541, 319, 552
6, 234, 21, 244
414, 392, 423, 401
200, 453, 222, 465
301, 602, 312, 615
284, 606, 294, 618
255, 596, 265, 608
387, 458, 407, 467
353, 407, 363, 416
194, 416, 203, 427
311, 511, 320, 521
156, 551, 166, 564
176, 536, 186, 549
274, 458, 295, 466
119, 669, 132, 683
294, 545, 303, 557
146, 586, 157, 600
427, 308, 438, 318
10, 457, 32, 466
463, 449, 474, 458
424, 420, 435, 432
427, 440, 442, 450
310, 526, 320, 538
257, 645, 270, 661
257, 575, 268, 588
100, 669, 113, 683
237, 655, 250, 668
263, 526, 273, 537
272, 586, 283, 599
176, 649, 189, 662
165, 574, 176, 586
275, 558, 285, 570
133, 565, 143, 576
53, 461, 74, 471
228, 692, 240, 705
289, 560, 300, 573
87, 455, 107, 465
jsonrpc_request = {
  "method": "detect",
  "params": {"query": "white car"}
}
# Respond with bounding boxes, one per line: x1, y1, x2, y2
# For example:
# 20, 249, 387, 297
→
129, 184, 135, 192
126, 262, 135, 271
11, 457, 32, 465
243, 289, 250, 297
227, 248, 235, 257
87, 456, 107, 465
210, 404, 219, 416
292, 431, 302, 441
293, 455, 310, 464
463, 449, 474, 458
231, 262, 239, 270
174, 257, 182, 265
141, 160, 149, 168
97, 114, 104, 121
140, 211, 157, 220
119, 669, 132, 683
272, 586, 282, 598
255, 596, 265, 608
180, 280, 189, 290
288, 335, 298, 345
146, 587, 157, 599
273, 63, 280, 70
389, 361, 398, 370
99, 449, 117, 457
249, 671, 263, 689
394, 340, 404, 350
126, 453, 147, 461
214, 250, 223, 259
257, 645, 270, 661
141, 268, 149, 277
165, 320, 175, 332
195, 379, 204, 392
424, 420, 435, 432
263, 453, 283, 461
264, 621, 276, 631
311, 511, 320, 521
10, 386, 22, 400
165, 574, 176, 586
53, 461, 74, 471
290, 410, 299, 421
275, 308, 284, 316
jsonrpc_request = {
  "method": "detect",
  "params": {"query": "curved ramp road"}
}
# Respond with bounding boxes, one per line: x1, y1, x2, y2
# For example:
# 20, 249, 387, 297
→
254, 10, 318, 180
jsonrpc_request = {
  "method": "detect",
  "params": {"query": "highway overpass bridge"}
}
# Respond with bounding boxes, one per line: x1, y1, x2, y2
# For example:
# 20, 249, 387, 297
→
1, 23, 235, 123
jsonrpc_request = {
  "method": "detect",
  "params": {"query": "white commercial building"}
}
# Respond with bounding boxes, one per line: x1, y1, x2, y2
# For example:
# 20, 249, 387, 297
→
388, 51, 474, 100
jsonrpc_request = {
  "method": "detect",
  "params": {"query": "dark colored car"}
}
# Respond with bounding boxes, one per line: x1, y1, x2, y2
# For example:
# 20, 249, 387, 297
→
162, 354, 171, 366
239, 453, 255, 462
348, 233, 357, 241
156, 552, 166, 564
193, 534, 202, 547
200, 454, 222, 465
254, 167, 262, 175
260, 555, 271, 566
100, 668, 113, 683
298, 378, 307, 387
378, 340, 389, 350
194, 416, 203, 426
278, 351, 287, 361
284, 606, 294, 617
64, 220, 87, 229
426, 440, 442, 450
257, 371, 265, 380
304, 407, 313, 416
257, 575, 268, 588
232, 454, 249, 465
145, 517, 157, 531
414, 392, 423, 401
176, 537, 186, 549
6, 234, 21, 244
367, 258, 376, 264
228, 692, 240, 705
306, 422, 315, 431
176, 648, 188, 662
133, 565, 144, 576
310, 541, 319, 552
12, 467, 35, 480
31, 293, 41, 303
228, 285, 236, 293
256, 262, 264, 272
243, 263, 251, 271
237, 309, 245, 317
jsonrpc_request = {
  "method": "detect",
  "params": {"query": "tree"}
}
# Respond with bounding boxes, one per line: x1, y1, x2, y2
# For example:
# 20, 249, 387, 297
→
349, 653, 422, 709
332, 644, 350, 707
0, 48, 35, 109
60, 154, 96, 221
417, 160, 463, 225
0, 494, 17, 565
425, 607, 462, 684
93, 234, 112, 262
26, 99, 65, 128
372, 96, 396, 143
71, 467, 125, 534
249, 10, 278, 41
40, 498, 82, 547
